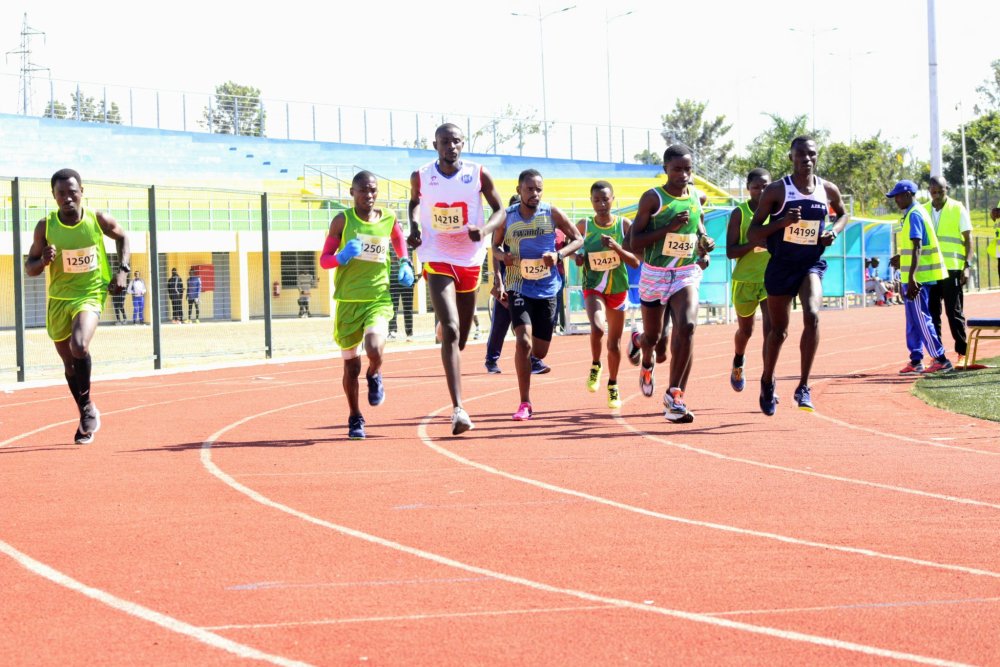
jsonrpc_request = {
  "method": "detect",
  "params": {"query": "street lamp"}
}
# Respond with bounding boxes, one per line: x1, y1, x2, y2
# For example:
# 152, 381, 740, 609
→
789, 25, 839, 134
827, 48, 876, 143
512, 2, 577, 158
605, 8, 632, 162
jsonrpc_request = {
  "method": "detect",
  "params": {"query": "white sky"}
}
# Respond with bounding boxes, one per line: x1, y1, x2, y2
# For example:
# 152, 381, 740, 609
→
1, 0, 997, 162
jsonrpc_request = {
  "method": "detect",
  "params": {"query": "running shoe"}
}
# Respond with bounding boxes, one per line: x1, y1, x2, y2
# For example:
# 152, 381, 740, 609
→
663, 387, 687, 416
793, 385, 815, 412
485, 360, 502, 374
898, 361, 925, 375
607, 384, 622, 410
74, 427, 94, 445
586, 363, 602, 393
79, 402, 101, 436
664, 409, 694, 424
730, 364, 745, 392
923, 359, 954, 374
512, 402, 533, 421
347, 414, 366, 440
627, 329, 641, 366
451, 407, 474, 435
955, 354, 966, 368
531, 357, 551, 375
366, 371, 385, 406
759, 379, 778, 416
639, 363, 654, 397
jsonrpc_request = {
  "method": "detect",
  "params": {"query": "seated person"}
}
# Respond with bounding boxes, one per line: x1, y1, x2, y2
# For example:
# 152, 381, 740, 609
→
864, 257, 891, 305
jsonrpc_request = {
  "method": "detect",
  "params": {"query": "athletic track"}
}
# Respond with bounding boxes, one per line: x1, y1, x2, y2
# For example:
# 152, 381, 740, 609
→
2, 292, 1000, 666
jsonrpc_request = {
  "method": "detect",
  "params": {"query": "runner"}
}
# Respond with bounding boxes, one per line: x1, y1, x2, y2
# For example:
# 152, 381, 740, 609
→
747, 136, 848, 415
574, 180, 639, 409
493, 169, 583, 420
626, 144, 714, 423
24, 168, 131, 445
321, 171, 414, 440
408, 123, 506, 435
726, 168, 772, 392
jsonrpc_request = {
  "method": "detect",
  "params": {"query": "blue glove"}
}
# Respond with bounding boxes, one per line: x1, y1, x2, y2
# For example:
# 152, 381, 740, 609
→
335, 239, 362, 265
398, 260, 415, 288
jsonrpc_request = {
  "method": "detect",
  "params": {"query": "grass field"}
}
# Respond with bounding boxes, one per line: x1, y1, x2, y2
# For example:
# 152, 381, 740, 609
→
912, 356, 1000, 422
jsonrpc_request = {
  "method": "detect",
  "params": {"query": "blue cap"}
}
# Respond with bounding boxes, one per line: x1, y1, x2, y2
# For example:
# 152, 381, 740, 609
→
886, 180, 918, 197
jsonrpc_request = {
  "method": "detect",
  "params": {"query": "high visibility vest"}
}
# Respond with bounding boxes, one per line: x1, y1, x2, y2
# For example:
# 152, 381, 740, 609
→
923, 197, 967, 271
896, 205, 948, 283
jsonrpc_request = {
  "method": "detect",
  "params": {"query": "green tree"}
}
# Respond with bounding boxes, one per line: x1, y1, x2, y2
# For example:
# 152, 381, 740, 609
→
202, 81, 265, 136
943, 111, 1000, 193
469, 105, 543, 156
68, 91, 122, 124
43, 100, 68, 120
633, 149, 662, 165
818, 136, 909, 214
974, 59, 1000, 113
730, 113, 812, 180
659, 99, 733, 178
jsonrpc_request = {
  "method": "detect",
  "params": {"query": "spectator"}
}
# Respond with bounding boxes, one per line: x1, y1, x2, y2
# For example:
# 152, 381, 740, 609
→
186, 268, 202, 323
864, 257, 890, 305
127, 270, 146, 325
297, 270, 314, 318
167, 267, 184, 323
388, 248, 417, 340
112, 283, 127, 325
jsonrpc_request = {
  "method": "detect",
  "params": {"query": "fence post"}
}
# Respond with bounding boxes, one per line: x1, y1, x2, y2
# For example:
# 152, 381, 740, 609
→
569, 124, 573, 160
312, 105, 317, 141
364, 109, 368, 145
182, 94, 187, 132
148, 186, 163, 370
156, 91, 160, 129
389, 111, 394, 147
103, 87, 108, 123
621, 127, 625, 163
76, 84, 81, 121
261, 193, 273, 359
234, 97, 240, 136
286, 102, 290, 140
338, 106, 342, 142
12, 178, 26, 382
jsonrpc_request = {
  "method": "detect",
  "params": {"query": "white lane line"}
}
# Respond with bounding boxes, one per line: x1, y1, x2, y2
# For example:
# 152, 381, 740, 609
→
201, 410, 971, 666
709, 595, 1000, 618
0, 539, 311, 667
203, 605, 617, 630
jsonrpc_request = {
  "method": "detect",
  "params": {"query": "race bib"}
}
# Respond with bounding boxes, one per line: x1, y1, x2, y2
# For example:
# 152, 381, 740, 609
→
661, 233, 696, 258
356, 234, 389, 263
588, 250, 621, 271
519, 257, 551, 280
62, 246, 99, 273
783, 219, 821, 245
431, 203, 467, 232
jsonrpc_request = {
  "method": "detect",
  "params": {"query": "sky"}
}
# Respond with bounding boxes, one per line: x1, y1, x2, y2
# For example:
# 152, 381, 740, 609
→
1, 0, 998, 165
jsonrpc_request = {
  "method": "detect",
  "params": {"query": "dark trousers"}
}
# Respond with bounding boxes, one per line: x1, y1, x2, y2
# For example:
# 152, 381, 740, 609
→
927, 270, 967, 355
113, 294, 126, 321
485, 296, 511, 363
188, 298, 200, 320
169, 296, 183, 321
389, 285, 413, 336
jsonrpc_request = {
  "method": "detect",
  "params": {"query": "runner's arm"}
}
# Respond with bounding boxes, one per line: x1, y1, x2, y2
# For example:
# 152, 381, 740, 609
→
319, 213, 348, 269
407, 171, 422, 249
97, 211, 131, 292
24, 219, 54, 278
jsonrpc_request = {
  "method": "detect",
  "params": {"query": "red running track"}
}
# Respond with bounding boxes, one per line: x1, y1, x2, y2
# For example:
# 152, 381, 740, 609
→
2, 292, 1000, 666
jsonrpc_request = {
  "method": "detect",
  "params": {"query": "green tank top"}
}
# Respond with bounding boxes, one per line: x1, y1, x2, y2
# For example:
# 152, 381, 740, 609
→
731, 200, 771, 282
642, 186, 702, 269
45, 208, 111, 301
581, 215, 628, 294
333, 207, 396, 302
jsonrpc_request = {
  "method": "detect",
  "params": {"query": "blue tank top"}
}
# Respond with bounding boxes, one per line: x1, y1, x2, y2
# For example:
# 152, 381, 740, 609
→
503, 202, 560, 299
766, 175, 830, 266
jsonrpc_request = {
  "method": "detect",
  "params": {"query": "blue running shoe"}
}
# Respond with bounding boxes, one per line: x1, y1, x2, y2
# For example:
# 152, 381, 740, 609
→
759, 379, 777, 416
348, 414, 366, 440
485, 360, 502, 374
367, 371, 385, 406
794, 385, 814, 412
730, 364, 745, 392
531, 357, 550, 374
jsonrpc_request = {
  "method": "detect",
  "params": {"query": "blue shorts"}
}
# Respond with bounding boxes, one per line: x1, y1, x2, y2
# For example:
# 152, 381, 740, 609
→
764, 259, 826, 297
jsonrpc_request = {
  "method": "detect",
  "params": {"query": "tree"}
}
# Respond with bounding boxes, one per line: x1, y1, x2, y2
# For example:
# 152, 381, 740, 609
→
469, 105, 543, 156
202, 81, 265, 136
659, 99, 734, 179
974, 59, 1000, 113
67, 90, 121, 124
633, 149, 662, 165
818, 136, 910, 214
730, 113, 827, 183
43, 100, 68, 120
943, 111, 1000, 193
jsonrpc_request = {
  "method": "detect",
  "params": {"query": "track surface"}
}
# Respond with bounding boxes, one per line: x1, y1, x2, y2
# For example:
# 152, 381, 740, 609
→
3, 293, 1000, 666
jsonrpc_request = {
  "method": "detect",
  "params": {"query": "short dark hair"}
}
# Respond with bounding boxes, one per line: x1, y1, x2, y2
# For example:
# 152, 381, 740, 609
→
928, 175, 948, 189
663, 144, 693, 163
518, 168, 542, 184
51, 168, 82, 190
435, 123, 463, 139
746, 168, 770, 184
590, 180, 614, 194
352, 170, 376, 187
790, 135, 815, 150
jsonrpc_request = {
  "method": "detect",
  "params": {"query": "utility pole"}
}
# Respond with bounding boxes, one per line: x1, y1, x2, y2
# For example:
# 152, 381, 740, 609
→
5, 13, 48, 116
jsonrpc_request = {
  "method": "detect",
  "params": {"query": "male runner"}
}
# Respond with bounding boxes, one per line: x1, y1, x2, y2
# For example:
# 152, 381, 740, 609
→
321, 171, 414, 440
24, 168, 131, 444
409, 123, 506, 435
726, 168, 772, 392
747, 136, 848, 415
575, 180, 639, 409
493, 169, 583, 420
626, 144, 714, 423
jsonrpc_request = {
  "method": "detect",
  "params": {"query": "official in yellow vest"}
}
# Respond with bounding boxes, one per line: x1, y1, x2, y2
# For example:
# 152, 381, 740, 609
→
923, 176, 970, 361
887, 180, 953, 375
991, 201, 1000, 279
24, 168, 132, 445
